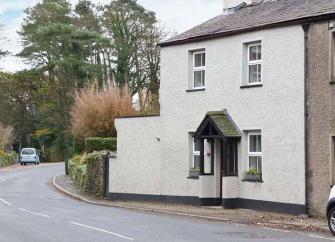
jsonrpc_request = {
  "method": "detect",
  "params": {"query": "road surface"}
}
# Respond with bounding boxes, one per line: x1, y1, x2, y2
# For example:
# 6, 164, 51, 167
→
0, 163, 334, 242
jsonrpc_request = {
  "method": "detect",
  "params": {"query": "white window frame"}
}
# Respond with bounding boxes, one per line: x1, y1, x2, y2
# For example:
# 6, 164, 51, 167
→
247, 42, 262, 85
192, 137, 200, 169
247, 132, 262, 171
193, 51, 206, 89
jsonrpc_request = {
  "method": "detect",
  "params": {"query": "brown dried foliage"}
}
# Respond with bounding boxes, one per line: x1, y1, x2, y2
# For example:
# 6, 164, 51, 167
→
70, 85, 137, 143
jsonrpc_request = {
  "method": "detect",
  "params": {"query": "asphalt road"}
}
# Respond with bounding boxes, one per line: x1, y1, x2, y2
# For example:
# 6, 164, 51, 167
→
0, 163, 334, 242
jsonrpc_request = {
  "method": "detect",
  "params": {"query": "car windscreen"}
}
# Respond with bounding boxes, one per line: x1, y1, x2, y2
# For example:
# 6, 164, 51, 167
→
21, 149, 35, 155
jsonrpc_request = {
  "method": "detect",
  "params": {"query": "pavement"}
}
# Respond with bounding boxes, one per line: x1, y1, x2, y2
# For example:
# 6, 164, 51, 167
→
0, 163, 334, 242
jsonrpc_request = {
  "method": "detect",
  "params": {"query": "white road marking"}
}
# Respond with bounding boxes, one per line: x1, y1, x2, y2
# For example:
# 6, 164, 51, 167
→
0, 198, 12, 206
18, 208, 50, 218
308, 234, 335, 241
70, 222, 134, 241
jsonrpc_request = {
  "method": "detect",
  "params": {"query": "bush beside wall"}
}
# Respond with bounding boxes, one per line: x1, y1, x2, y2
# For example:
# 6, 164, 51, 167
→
85, 137, 116, 153
68, 155, 86, 191
84, 151, 107, 197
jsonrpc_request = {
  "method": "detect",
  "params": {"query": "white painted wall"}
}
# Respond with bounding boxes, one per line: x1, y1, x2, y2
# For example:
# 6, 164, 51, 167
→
110, 24, 306, 206
109, 117, 162, 195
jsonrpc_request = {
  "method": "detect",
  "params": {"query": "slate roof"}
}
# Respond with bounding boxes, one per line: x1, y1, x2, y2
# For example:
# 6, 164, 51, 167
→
160, 0, 335, 47
207, 111, 241, 137
195, 110, 241, 138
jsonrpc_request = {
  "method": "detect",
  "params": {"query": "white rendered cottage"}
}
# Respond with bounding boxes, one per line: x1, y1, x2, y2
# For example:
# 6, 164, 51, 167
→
109, 0, 335, 215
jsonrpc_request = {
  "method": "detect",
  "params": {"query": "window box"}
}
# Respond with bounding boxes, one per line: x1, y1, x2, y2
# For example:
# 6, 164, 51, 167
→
188, 169, 200, 178
243, 168, 262, 182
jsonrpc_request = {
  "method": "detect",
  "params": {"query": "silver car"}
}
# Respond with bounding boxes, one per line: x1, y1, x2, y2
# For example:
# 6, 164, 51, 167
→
20, 148, 40, 165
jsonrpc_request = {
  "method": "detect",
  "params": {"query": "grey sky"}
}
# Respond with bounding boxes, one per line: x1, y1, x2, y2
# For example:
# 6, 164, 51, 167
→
0, 0, 223, 72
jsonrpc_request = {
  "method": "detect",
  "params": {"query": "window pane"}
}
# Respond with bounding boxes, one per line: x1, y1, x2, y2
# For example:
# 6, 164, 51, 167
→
257, 135, 262, 152
194, 71, 202, 87
257, 64, 262, 83
194, 138, 201, 152
194, 53, 202, 67
194, 155, 200, 169
249, 156, 258, 170
201, 70, 205, 86
258, 45, 262, 60
249, 135, 257, 152
249, 65, 258, 83
249, 45, 261, 61
250, 135, 261, 152
202, 53, 206, 66
257, 156, 262, 171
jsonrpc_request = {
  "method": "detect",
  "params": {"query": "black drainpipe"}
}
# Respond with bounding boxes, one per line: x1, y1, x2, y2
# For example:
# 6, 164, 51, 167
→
302, 23, 310, 215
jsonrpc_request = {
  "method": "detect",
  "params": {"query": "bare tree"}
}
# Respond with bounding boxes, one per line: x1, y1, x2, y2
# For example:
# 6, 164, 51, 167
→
0, 124, 14, 151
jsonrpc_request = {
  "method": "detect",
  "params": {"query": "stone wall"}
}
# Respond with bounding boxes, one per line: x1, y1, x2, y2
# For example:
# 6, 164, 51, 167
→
307, 20, 335, 217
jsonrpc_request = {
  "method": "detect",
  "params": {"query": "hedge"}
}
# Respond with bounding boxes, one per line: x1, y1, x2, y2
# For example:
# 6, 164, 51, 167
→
0, 152, 17, 167
85, 137, 116, 153
68, 155, 86, 191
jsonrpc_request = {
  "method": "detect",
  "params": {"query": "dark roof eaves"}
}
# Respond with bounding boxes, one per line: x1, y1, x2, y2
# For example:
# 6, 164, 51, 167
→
159, 13, 335, 47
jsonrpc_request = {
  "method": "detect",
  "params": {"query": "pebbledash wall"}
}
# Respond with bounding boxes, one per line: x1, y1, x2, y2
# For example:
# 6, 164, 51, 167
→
109, 25, 306, 214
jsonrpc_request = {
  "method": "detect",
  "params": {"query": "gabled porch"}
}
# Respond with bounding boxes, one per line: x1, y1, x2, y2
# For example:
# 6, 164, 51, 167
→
194, 110, 241, 207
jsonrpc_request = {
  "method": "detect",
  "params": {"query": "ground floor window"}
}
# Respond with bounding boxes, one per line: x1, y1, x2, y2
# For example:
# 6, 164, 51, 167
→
188, 133, 201, 177
244, 131, 262, 181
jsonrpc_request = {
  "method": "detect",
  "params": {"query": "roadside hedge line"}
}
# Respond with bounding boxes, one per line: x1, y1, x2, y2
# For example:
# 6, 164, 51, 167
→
0, 152, 17, 167
85, 137, 116, 153
68, 155, 86, 190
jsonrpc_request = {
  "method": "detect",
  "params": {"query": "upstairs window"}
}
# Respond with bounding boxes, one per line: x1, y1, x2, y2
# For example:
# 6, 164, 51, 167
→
193, 51, 206, 89
247, 42, 262, 85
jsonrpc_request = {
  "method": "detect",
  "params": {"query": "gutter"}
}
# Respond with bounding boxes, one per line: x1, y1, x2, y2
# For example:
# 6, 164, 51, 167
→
302, 22, 310, 215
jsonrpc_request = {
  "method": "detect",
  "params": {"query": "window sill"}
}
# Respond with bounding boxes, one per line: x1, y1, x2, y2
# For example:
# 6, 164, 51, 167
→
200, 173, 214, 176
240, 84, 263, 89
222, 174, 238, 177
187, 176, 199, 180
242, 179, 264, 183
186, 88, 206, 93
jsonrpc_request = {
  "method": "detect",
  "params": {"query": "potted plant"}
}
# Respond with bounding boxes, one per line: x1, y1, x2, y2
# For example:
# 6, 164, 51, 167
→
244, 168, 262, 181
189, 167, 200, 178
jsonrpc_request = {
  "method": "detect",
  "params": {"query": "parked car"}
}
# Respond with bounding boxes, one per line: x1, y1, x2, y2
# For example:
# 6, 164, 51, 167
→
20, 148, 40, 165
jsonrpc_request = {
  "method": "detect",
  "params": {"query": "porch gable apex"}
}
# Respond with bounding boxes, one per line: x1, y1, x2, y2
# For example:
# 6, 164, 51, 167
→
194, 110, 241, 139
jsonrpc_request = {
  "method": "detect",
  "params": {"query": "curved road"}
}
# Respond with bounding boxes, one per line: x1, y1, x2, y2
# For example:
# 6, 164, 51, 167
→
0, 163, 334, 242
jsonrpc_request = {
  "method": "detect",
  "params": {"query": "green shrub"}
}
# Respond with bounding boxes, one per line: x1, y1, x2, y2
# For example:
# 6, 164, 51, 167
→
85, 137, 116, 153
0, 152, 17, 167
84, 151, 107, 197
73, 139, 85, 155
68, 154, 87, 191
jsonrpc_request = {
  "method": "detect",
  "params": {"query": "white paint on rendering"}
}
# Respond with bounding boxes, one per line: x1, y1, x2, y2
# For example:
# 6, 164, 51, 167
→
222, 177, 239, 199
110, 24, 306, 206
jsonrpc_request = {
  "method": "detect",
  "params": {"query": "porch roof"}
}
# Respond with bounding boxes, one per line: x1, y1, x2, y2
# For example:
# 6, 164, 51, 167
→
194, 110, 242, 139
